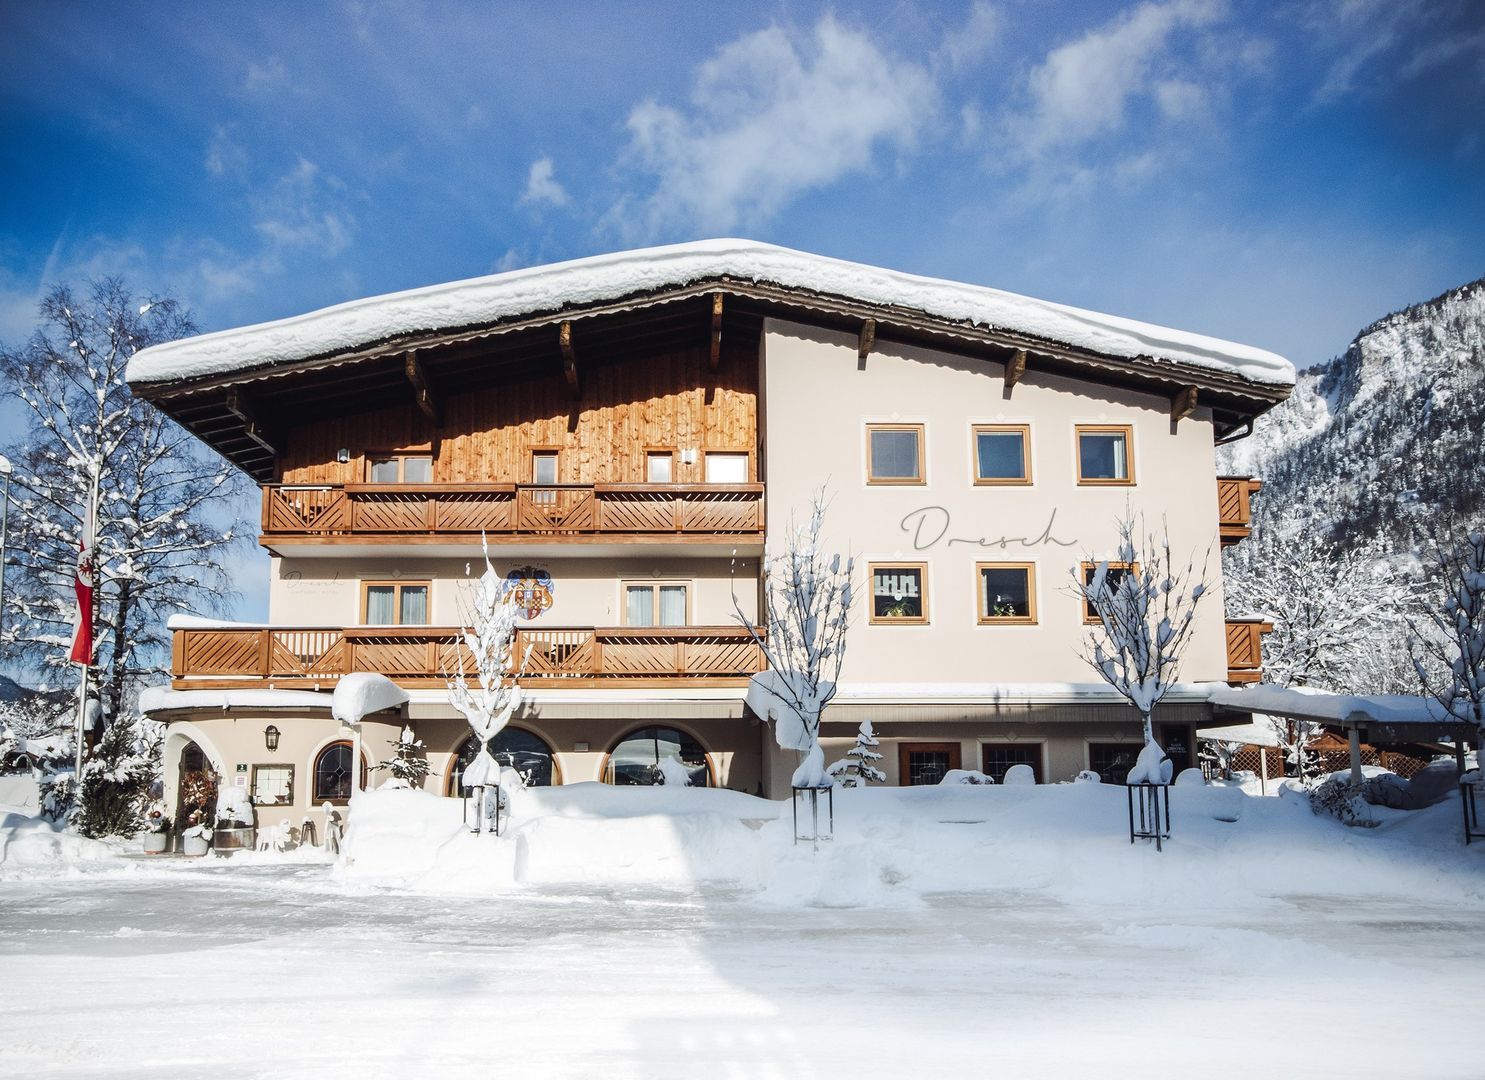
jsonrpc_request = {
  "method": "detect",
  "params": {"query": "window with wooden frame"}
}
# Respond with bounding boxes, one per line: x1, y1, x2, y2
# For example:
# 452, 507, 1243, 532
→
981, 742, 1044, 784
1075, 424, 1134, 485
898, 742, 961, 786
976, 562, 1036, 624
529, 449, 560, 485
972, 424, 1032, 485
361, 580, 430, 625
703, 451, 749, 483
621, 581, 690, 627
866, 423, 925, 485
869, 562, 928, 624
1080, 561, 1138, 623
367, 453, 432, 483
251, 764, 294, 806
646, 450, 675, 484
313, 742, 368, 803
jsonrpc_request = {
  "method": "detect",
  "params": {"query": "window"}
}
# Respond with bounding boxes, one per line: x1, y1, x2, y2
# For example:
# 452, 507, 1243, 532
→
898, 742, 961, 786
623, 581, 689, 627
869, 563, 928, 624
1076, 425, 1134, 484
1088, 743, 1140, 785
981, 743, 1044, 784
973, 425, 1031, 484
866, 424, 924, 484
531, 450, 559, 485
646, 451, 674, 483
313, 742, 367, 803
251, 764, 294, 806
704, 452, 748, 483
1080, 561, 1137, 623
605, 726, 711, 786
362, 581, 430, 625
977, 563, 1036, 624
368, 454, 432, 483
448, 729, 556, 794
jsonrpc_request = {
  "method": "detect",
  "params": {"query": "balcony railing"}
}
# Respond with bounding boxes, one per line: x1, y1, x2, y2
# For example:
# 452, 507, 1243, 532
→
1225, 618, 1273, 684
1217, 476, 1263, 547
171, 624, 766, 690
260, 483, 765, 545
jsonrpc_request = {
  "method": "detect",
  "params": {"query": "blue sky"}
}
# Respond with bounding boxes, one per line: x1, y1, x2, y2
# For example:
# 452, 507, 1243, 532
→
2, 0, 1482, 619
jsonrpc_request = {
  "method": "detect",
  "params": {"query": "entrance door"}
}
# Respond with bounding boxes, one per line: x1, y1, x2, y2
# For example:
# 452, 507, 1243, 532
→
898, 742, 961, 786
1158, 724, 1193, 777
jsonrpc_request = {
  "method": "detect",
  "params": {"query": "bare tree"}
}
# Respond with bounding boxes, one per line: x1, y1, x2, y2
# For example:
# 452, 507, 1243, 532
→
1073, 514, 1211, 782
735, 493, 854, 787
1411, 529, 1485, 763
448, 541, 529, 831
0, 279, 248, 725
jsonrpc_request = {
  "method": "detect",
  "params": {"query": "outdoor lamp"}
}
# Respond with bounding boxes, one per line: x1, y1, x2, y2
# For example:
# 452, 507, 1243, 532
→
264, 725, 281, 752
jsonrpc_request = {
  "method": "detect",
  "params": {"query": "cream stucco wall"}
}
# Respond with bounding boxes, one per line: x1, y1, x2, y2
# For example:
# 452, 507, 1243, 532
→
759, 319, 1230, 687
268, 555, 759, 627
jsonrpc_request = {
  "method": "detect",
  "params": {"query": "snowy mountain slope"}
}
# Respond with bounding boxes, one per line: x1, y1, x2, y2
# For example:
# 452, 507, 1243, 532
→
1221, 276, 1485, 548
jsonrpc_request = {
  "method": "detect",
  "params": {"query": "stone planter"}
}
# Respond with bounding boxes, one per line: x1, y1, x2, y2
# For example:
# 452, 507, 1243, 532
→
141, 831, 169, 854
181, 833, 212, 857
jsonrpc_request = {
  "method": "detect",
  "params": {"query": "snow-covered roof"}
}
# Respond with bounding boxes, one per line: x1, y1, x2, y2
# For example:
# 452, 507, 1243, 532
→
832, 681, 1222, 704
126, 239, 1295, 389
331, 673, 410, 725
138, 686, 334, 714
1207, 684, 1451, 726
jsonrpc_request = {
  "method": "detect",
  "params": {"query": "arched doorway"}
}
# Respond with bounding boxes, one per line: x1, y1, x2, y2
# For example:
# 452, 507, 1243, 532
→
174, 740, 218, 831
446, 727, 558, 794
603, 726, 712, 787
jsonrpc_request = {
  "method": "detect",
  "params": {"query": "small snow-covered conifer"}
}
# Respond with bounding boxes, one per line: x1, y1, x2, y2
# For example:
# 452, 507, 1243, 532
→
372, 725, 431, 788
827, 720, 886, 787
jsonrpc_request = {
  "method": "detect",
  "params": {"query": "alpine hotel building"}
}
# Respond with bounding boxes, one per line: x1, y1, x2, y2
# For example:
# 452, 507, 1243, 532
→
127, 241, 1292, 830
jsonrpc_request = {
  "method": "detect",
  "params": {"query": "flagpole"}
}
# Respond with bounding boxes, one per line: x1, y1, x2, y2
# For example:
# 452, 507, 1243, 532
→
72, 466, 99, 783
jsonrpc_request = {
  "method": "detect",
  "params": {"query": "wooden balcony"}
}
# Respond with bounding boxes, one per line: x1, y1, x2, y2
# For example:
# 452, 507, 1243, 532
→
170, 624, 766, 690
260, 482, 765, 549
1225, 618, 1273, 685
1217, 476, 1263, 547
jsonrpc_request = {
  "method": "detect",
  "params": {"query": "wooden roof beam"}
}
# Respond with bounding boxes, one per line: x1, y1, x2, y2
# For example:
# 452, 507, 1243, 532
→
224, 389, 280, 457
404, 349, 442, 426
559, 321, 581, 398
858, 318, 876, 367
1004, 349, 1027, 393
709, 292, 724, 369
1171, 385, 1199, 425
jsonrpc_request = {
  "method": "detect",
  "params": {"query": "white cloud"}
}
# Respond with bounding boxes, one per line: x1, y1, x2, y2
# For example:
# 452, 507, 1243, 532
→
520, 157, 569, 208
1016, 0, 1223, 157
244, 56, 290, 94
613, 14, 937, 235
251, 157, 354, 256
937, 1, 1002, 73
205, 125, 248, 178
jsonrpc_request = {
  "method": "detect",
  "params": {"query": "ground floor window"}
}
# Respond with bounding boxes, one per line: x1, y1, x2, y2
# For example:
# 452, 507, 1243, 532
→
448, 728, 556, 793
1088, 743, 1140, 784
605, 726, 710, 787
981, 742, 1043, 784
898, 742, 961, 786
314, 741, 367, 802
252, 764, 294, 806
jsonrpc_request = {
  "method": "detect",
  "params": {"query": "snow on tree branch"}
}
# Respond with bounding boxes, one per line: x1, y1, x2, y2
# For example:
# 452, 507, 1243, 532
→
1410, 529, 1485, 746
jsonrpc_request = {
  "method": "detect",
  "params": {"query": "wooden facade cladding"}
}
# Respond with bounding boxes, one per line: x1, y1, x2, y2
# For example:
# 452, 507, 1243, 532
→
260, 482, 764, 546
276, 343, 758, 487
1217, 476, 1263, 547
171, 625, 765, 689
1225, 618, 1273, 685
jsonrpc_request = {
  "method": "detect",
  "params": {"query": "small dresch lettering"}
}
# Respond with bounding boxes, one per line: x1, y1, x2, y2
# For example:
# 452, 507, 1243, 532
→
899, 505, 1078, 552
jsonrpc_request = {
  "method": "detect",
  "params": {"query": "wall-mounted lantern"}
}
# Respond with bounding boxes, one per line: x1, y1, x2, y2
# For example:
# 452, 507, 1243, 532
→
264, 725, 281, 752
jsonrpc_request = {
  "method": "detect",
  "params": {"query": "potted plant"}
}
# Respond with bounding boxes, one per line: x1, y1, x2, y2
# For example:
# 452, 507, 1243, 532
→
181, 811, 213, 856
141, 807, 171, 854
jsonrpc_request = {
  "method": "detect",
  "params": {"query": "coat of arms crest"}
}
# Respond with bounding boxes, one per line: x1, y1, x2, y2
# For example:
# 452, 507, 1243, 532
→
501, 566, 554, 620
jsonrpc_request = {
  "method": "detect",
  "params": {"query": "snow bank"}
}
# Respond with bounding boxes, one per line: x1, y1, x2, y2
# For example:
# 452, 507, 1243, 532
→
330, 672, 409, 725
126, 239, 1295, 389
338, 779, 1485, 908
0, 810, 118, 875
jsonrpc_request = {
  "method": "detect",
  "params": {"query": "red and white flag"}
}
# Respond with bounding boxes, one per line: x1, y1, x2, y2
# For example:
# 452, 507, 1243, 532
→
69, 485, 96, 666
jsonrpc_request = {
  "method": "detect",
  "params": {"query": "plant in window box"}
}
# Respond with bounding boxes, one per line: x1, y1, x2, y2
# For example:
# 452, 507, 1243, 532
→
140, 806, 171, 854
989, 597, 1020, 618
880, 599, 917, 619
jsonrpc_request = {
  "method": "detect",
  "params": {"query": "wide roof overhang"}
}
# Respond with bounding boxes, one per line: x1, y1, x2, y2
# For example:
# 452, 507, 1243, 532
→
127, 242, 1296, 482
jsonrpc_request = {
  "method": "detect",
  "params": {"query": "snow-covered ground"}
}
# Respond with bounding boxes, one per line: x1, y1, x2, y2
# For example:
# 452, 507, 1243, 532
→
2, 783, 1482, 1079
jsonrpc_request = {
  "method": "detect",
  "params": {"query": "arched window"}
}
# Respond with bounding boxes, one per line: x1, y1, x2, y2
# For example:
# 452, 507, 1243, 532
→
314, 741, 366, 803
605, 726, 711, 787
448, 728, 556, 794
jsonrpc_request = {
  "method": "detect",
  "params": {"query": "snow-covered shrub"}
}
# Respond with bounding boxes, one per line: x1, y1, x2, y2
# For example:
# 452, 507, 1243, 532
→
1073, 770, 1100, 784
372, 726, 431, 789
1174, 768, 1206, 787
940, 769, 994, 785
656, 756, 692, 786
1003, 764, 1036, 786
1411, 528, 1485, 763
826, 720, 886, 787
1308, 776, 1378, 828
75, 718, 156, 838
215, 785, 253, 828
38, 765, 78, 822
